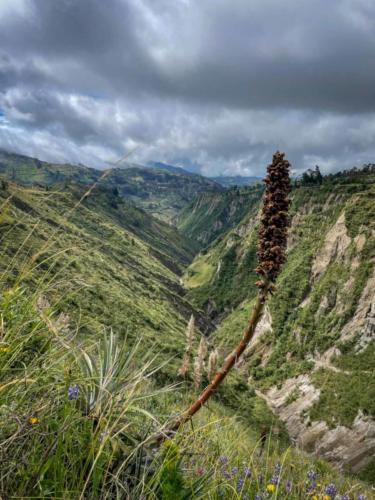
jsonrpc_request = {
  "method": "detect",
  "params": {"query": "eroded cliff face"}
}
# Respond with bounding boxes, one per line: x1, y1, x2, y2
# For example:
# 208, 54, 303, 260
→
257, 372, 375, 473
187, 182, 375, 475
250, 202, 375, 474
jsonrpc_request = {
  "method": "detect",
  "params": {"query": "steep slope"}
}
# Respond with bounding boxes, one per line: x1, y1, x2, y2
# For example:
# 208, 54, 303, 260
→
0, 150, 222, 221
0, 178, 282, 455
183, 171, 375, 479
177, 184, 263, 248
0, 180, 215, 380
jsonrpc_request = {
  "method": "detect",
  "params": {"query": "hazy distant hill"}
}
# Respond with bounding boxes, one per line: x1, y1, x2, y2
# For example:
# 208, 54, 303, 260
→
147, 160, 194, 176
0, 149, 222, 221
210, 175, 261, 187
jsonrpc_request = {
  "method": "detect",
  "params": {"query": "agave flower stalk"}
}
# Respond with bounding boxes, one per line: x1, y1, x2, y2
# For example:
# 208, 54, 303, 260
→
159, 151, 291, 440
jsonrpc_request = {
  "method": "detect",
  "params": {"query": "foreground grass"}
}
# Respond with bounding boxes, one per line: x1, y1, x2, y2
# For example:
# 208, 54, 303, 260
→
0, 283, 372, 499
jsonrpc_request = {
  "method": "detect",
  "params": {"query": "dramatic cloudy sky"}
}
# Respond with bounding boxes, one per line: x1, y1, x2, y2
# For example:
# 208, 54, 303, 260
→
0, 0, 375, 176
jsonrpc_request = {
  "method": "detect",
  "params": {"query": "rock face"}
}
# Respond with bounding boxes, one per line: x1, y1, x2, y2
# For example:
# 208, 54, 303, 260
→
311, 212, 351, 280
260, 375, 375, 473
341, 267, 375, 351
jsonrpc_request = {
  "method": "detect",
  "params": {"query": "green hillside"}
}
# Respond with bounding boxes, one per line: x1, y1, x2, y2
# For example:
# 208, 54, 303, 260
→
0, 181, 213, 364
183, 168, 375, 481
177, 184, 263, 248
0, 149, 222, 221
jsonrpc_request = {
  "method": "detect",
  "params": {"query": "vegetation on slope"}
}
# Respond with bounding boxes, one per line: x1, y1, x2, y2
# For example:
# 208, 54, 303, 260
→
184, 170, 375, 455
0, 238, 370, 500
0, 149, 222, 221
0, 180, 208, 378
177, 184, 263, 248
1, 287, 369, 498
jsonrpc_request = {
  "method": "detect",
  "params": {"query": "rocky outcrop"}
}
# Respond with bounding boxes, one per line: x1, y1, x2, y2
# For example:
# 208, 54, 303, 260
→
341, 268, 375, 351
311, 213, 351, 280
258, 375, 375, 472
300, 413, 375, 472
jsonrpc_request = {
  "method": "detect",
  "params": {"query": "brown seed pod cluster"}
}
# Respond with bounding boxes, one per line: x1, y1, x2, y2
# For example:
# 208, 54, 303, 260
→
256, 151, 291, 288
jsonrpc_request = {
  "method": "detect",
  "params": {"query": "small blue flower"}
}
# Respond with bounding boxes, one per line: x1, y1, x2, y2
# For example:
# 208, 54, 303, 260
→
341, 495, 350, 500
285, 479, 292, 492
254, 494, 263, 500
324, 483, 337, 497
236, 478, 244, 493
222, 470, 230, 479
357, 495, 366, 500
68, 384, 79, 400
219, 455, 228, 465
307, 470, 317, 481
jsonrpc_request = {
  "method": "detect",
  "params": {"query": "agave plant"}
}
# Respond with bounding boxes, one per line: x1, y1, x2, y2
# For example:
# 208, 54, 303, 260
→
77, 330, 147, 419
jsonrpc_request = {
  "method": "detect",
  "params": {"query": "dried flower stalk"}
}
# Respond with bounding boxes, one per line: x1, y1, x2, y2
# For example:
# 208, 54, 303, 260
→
158, 151, 291, 441
178, 314, 196, 377
207, 349, 218, 381
193, 337, 207, 388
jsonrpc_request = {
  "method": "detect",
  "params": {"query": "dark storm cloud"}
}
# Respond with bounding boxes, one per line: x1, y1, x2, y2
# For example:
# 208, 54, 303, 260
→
0, 0, 375, 175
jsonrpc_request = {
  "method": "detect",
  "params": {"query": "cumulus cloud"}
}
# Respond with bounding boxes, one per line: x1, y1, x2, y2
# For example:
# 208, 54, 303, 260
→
0, 0, 374, 176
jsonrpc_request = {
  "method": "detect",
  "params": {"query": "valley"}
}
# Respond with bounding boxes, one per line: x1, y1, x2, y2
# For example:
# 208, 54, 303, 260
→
0, 151, 374, 497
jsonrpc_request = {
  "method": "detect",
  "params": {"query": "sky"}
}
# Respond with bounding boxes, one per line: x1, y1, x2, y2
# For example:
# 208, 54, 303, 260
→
0, 0, 375, 177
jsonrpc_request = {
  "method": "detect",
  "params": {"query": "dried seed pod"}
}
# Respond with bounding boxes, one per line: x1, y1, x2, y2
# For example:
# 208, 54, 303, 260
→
256, 151, 291, 287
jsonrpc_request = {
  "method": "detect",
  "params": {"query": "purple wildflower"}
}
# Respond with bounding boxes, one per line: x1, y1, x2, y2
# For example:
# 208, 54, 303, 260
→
243, 466, 252, 478
219, 455, 229, 465
307, 470, 317, 481
285, 479, 292, 492
231, 466, 238, 476
307, 481, 317, 491
274, 463, 282, 475
324, 483, 337, 497
270, 474, 279, 485
254, 494, 263, 500
68, 384, 79, 400
222, 470, 231, 479
358, 496, 366, 500
341, 495, 350, 500
236, 478, 244, 493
